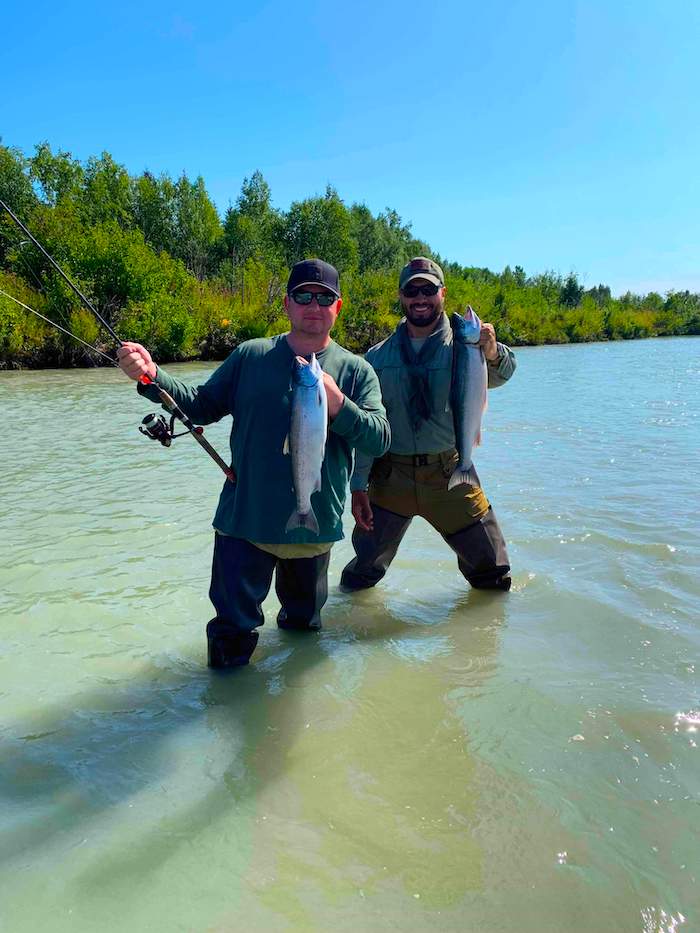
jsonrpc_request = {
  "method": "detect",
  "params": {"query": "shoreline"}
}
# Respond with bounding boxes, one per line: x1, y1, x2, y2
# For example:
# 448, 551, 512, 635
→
1, 330, 697, 373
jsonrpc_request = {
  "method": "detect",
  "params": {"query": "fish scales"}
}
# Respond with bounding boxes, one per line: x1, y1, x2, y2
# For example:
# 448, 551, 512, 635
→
448, 307, 487, 489
284, 353, 328, 534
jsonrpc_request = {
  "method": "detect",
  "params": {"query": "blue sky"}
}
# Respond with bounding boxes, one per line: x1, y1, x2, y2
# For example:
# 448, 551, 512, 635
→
3, 0, 699, 295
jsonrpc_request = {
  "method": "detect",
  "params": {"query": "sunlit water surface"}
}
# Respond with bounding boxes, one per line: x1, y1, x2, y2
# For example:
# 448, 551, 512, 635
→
0, 337, 698, 932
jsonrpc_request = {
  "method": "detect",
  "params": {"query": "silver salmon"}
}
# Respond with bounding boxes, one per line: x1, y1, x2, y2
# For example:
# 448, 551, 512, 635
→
448, 307, 487, 489
284, 353, 328, 534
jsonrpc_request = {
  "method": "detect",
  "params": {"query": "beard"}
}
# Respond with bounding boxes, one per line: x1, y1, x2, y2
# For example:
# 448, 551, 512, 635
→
401, 297, 444, 330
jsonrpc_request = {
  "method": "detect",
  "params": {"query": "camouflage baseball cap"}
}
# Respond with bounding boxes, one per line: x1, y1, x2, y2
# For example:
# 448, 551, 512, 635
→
399, 256, 444, 290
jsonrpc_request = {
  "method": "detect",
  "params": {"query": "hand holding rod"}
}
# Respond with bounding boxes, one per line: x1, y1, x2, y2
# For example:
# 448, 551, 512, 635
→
0, 198, 234, 481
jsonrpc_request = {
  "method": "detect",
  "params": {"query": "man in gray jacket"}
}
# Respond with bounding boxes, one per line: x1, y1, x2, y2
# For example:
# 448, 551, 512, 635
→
340, 257, 516, 593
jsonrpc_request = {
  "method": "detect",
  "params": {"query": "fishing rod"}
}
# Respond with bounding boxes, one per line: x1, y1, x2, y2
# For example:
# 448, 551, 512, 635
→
0, 288, 117, 364
3, 281, 217, 454
0, 197, 122, 344
0, 198, 234, 481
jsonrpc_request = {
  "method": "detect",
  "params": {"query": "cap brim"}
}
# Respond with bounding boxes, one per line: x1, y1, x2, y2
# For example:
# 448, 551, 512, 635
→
401, 273, 443, 288
290, 281, 340, 297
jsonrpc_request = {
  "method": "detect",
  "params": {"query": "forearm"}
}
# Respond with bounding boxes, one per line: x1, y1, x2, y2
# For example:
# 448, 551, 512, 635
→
487, 343, 517, 388
330, 397, 390, 457
137, 365, 230, 424
350, 449, 375, 492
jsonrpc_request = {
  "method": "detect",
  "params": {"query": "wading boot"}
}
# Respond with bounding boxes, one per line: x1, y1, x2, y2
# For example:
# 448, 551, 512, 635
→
443, 508, 512, 591
276, 608, 322, 632
206, 620, 259, 669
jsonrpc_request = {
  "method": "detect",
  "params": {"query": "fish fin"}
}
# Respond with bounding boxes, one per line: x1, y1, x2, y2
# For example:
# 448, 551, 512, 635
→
285, 510, 302, 532
313, 474, 323, 494
285, 507, 320, 535
305, 507, 320, 535
474, 428, 482, 448
283, 434, 290, 455
447, 464, 479, 490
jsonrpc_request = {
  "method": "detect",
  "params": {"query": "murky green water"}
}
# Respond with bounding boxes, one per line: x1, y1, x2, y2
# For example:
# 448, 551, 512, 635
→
1, 337, 698, 932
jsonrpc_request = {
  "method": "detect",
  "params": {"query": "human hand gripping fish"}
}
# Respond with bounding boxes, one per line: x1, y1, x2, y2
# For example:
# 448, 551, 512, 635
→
283, 354, 329, 534
448, 306, 488, 489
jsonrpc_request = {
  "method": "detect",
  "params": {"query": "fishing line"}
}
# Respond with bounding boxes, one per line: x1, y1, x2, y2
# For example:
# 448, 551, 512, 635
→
0, 198, 235, 481
16, 241, 47, 293
14, 238, 78, 332
0, 197, 122, 347
0, 288, 117, 364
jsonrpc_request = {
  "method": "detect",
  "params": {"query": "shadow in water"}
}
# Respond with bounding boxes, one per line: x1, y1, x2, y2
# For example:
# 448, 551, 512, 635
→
0, 585, 508, 886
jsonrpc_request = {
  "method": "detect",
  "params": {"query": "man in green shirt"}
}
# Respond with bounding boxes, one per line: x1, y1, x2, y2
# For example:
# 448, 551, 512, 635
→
341, 257, 516, 593
118, 259, 390, 668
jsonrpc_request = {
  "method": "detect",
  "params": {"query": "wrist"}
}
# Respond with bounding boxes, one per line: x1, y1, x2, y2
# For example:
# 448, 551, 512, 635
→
329, 392, 345, 419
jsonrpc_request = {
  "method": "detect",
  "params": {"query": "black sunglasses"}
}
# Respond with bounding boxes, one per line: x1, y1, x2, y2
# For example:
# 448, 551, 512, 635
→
401, 283, 441, 298
290, 290, 337, 306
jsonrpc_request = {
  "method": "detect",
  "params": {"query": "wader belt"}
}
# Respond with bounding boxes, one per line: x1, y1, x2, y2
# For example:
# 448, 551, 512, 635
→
386, 448, 457, 468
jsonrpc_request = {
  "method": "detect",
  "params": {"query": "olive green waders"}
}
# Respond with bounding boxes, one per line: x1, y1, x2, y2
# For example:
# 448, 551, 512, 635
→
341, 449, 511, 591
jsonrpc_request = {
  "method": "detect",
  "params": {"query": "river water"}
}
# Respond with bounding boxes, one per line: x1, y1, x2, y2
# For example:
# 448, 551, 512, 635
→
0, 337, 698, 932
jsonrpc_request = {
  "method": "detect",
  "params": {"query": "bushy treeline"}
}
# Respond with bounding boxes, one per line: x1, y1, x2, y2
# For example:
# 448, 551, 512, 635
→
1, 141, 698, 368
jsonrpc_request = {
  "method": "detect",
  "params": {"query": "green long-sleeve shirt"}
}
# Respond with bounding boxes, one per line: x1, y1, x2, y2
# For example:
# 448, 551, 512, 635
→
138, 336, 390, 543
351, 316, 516, 491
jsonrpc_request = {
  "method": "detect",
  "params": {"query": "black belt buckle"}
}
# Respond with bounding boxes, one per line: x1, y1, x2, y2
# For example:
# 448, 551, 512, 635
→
413, 454, 429, 467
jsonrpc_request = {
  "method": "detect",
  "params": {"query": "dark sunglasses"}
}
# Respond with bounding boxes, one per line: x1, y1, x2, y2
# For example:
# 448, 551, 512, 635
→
401, 283, 441, 298
291, 290, 337, 306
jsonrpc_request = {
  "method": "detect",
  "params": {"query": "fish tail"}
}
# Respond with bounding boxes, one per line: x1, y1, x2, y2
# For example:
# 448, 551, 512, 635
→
447, 463, 479, 490
285, 506, 320, 535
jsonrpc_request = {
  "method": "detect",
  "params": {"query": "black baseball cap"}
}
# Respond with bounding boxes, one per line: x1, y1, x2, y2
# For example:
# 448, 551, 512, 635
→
287, 259, 340, 297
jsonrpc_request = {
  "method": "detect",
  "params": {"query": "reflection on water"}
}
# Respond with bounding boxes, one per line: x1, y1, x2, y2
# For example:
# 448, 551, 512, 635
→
0, 338, 698, 931
1, 592, 508, 930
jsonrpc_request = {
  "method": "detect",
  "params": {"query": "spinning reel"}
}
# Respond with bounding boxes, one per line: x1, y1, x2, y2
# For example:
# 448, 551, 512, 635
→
139, 412, 191, 447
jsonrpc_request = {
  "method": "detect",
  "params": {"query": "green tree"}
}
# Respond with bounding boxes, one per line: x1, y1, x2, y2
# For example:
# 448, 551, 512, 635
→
29, 142, 84, 206
172, 174, 223, 280
560, 272, 584, 308
587, 283, 611, 306
513, 265, 527, 287
349, 205, 420, 273
283, 185, 358, 273
223, 170, 284, 272
132, 171, 177, 255
80, 152, 134, 227
0, 143, 39, 265
530, 271, 561, 306
660, 291, 700, 335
